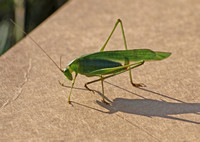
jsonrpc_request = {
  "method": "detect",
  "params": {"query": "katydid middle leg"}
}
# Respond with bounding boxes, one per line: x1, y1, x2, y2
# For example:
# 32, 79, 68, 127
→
84, 83, 95, 93
84, 60, 144, 103
100, 75, 109, 104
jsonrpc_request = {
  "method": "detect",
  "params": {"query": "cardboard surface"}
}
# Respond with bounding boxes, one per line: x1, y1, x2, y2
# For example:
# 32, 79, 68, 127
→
0, 0, 200, 141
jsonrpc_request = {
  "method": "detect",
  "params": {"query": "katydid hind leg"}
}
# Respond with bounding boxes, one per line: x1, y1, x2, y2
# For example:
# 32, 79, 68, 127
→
129, 70, 146, 87
100, 19, 128, 52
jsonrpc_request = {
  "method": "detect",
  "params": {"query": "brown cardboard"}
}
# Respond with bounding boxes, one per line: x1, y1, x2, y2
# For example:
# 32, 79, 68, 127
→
0, 0, 200, 141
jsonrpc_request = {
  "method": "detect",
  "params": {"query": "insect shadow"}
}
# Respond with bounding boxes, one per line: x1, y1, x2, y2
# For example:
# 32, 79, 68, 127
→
60, 82, 200, 124
96, 98, 200, 125
103, 81, 200, 124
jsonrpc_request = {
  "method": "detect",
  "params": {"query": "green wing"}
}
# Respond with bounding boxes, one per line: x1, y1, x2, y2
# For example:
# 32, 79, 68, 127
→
80, 49, 171, 62
153, 51, 171, 60
68, 49, 171, 76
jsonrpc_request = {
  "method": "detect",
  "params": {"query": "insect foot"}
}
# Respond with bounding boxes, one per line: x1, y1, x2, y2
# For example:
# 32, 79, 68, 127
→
131, 82, 146, 87
102, 100, 110, 105
84, 84, 95, 94
68, 100, 71, 104
58, 80, 65, 86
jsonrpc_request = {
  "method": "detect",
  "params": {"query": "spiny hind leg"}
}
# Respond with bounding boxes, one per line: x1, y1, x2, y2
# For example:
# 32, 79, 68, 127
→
100, 19, 128, 52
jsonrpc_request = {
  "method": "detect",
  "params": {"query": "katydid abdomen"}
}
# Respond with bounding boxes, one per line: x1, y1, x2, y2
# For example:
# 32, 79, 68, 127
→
75, 59, 124, 77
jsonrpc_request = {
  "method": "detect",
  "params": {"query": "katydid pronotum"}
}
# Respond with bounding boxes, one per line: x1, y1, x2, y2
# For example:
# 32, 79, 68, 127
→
11, 19, 171, 104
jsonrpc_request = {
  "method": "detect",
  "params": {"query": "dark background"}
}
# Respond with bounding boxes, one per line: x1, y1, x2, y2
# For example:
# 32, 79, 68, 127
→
0, 0, 68, 55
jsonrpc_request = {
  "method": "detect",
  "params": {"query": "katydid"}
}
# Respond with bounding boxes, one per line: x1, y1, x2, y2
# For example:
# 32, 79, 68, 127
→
11, 19, 171, 104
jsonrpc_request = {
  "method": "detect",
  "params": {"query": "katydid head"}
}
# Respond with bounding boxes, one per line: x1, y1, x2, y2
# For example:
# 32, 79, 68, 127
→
62, 67, 73, 81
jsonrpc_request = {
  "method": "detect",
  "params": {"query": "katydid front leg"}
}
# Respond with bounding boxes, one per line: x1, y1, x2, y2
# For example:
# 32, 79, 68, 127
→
58, 79, 67, 86
68, 73, 78, 104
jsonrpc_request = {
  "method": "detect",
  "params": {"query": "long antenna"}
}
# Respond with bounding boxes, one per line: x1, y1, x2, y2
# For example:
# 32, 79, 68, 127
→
10, 19, 62, 72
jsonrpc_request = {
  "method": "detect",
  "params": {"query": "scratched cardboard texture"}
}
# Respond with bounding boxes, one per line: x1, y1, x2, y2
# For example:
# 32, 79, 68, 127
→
0, 0, 200, 141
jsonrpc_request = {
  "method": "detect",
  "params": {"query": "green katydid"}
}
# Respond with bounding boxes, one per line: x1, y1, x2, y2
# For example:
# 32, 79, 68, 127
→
11, 19, 171, 104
